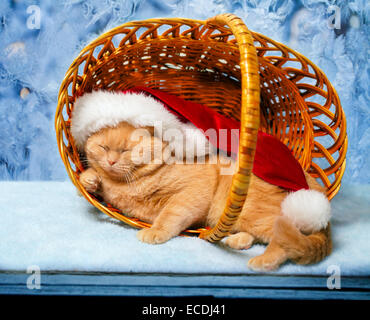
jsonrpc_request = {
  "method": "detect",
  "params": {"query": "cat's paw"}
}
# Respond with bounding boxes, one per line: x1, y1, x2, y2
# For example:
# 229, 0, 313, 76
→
248, 254, 281, 272
225, 232, 254, 250
79, 169, 100, 193
137, 228, 172, 244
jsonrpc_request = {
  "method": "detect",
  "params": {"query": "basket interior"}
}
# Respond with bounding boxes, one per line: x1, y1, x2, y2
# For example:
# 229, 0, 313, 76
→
75, 37, 313, 169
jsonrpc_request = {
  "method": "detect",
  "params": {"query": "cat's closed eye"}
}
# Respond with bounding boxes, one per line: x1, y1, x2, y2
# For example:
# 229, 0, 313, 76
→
99, 144, 109, 151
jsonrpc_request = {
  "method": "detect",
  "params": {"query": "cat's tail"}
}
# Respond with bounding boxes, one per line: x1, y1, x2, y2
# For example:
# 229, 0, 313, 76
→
274, 189, 332, 265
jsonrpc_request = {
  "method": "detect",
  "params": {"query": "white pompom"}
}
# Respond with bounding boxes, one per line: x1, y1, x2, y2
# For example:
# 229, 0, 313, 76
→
281, 189, 331, 233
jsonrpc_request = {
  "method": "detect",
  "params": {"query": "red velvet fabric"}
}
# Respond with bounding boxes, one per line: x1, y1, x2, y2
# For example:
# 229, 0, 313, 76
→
123, 87, 309, 191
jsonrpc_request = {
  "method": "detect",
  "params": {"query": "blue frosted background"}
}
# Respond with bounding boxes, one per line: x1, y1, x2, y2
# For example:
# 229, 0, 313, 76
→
0, 0, 368, 183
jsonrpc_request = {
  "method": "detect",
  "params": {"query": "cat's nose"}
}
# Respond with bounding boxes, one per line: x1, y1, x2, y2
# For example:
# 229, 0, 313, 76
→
108, 160, 116, 166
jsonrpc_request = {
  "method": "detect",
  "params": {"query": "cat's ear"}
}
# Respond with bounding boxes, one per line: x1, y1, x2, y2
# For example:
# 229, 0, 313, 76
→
142, 126, 155, 136
83, 135, 93, 153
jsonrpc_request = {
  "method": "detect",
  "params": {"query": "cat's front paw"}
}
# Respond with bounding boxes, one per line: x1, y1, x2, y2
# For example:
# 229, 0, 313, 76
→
137, 228, 172, 244
79, 169, 100, 193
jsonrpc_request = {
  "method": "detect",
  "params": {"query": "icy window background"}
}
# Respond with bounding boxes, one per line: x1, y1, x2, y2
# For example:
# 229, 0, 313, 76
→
0, 0, 368, 183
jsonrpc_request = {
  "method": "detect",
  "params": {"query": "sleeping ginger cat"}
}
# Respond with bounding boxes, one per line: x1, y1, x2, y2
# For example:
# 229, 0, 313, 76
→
79, 122, 331, 271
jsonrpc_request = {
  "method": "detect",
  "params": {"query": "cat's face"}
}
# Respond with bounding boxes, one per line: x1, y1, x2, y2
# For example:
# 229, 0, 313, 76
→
84, 122, 163, 181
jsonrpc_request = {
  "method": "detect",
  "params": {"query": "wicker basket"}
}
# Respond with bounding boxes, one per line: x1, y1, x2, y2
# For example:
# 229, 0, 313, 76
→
55, 14, 347, 242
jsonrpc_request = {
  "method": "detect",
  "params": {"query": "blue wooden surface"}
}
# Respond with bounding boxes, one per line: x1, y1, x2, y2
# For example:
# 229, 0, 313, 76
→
1, 272, 369, 300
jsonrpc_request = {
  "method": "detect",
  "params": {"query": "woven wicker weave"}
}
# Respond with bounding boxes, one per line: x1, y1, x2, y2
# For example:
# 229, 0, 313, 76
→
55, 14, 347, 242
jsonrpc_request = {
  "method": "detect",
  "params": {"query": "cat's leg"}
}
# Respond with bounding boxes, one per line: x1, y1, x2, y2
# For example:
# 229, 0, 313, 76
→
137, 204, 204, 244
249, 215, 331, 270
247, 240, 288, 271
247, 216, 292, 271
137, 227, 172, 244
247, 215, 331, 271
225, 232, 255, 250
79, 168, 101, 193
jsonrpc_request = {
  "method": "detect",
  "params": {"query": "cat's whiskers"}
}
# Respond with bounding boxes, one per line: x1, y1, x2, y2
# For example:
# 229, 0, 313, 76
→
122, 169, 142, 193
123, 169, 144, 194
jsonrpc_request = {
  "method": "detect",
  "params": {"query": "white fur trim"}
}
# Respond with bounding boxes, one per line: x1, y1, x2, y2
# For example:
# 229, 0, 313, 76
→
281, 189, 331, 233
71, 90, 213, 157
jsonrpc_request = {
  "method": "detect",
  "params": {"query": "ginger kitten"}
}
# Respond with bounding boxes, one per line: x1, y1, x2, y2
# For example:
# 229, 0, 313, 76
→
79, 122, 331, 271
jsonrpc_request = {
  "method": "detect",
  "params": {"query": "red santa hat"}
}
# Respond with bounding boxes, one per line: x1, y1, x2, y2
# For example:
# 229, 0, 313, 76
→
71, 86, 309, 191
71, 87, 330, 233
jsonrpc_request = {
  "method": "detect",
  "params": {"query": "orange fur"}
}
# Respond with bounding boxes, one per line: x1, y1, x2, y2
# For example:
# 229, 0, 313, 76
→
79, 122, 331, 271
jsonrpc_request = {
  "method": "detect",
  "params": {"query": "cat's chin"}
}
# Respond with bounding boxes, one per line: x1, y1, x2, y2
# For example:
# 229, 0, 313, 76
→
102, 167, 126, 181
